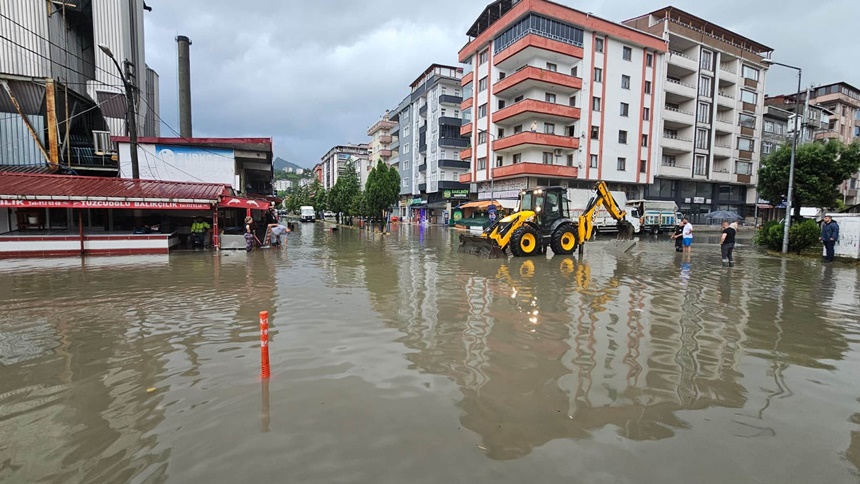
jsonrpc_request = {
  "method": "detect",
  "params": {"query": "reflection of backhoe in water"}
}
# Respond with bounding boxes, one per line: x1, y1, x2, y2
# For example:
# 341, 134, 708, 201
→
459, 181, 635, 258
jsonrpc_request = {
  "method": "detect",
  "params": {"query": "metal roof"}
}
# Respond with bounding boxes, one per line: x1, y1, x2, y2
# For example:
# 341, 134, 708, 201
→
0, 172, 230, 202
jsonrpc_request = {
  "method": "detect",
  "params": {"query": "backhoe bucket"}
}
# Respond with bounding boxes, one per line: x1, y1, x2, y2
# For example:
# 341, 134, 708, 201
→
458, 233, 506, 258
617, 220, 635, 239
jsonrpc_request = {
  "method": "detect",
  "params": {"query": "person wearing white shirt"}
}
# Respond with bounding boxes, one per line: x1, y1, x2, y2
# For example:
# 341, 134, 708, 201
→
681, 218, 693, 257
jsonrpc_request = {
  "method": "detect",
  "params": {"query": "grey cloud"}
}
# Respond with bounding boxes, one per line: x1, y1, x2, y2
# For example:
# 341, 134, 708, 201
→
142, 0, 859, 167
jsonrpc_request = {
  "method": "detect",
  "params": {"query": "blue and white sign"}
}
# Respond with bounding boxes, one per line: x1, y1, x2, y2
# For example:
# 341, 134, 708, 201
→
120, 143, 236, 187
488, 203, 498, 222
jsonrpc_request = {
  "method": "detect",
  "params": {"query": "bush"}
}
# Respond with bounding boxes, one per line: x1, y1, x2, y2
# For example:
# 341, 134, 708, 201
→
754, 219, 820, 254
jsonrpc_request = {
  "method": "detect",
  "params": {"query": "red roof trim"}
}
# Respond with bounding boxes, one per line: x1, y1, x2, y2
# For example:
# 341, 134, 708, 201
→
112, 136, 273, 145
0, 172, 230, 201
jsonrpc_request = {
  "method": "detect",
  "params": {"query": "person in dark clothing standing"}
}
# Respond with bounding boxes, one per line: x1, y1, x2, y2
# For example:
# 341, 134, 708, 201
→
671, 222, 683, 252
820, 215, 839, 263
265, 208, 278, 226
720, 221, 736, 267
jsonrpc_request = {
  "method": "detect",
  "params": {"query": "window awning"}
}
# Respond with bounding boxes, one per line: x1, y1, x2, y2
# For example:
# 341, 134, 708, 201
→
218, 196, 271, 210
458, 199, 518, 210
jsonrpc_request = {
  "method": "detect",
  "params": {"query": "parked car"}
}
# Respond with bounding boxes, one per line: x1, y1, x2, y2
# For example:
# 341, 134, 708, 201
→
323, 211, 334, 218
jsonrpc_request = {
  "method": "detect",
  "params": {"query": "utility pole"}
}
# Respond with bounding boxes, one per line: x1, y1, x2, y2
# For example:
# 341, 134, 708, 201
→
123, 60, 140, 179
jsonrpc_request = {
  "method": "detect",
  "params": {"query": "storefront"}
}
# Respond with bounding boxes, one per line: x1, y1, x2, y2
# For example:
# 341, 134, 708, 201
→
0, 172, 269, 258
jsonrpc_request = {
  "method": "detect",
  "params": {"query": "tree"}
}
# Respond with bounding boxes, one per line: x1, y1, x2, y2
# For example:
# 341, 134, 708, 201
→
363, 160, 401, 231
758, 140, 860, 216
330, 161, 361, 224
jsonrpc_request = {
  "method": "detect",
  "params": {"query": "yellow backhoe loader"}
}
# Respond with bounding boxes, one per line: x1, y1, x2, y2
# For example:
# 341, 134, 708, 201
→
458, 181, 633, 258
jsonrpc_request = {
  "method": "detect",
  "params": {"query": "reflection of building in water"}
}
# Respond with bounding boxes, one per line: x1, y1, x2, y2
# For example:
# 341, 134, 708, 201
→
371, 250, 750, 460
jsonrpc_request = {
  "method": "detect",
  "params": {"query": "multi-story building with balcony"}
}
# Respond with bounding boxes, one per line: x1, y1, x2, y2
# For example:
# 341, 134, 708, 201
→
319, 144, 369, 190
624, 7, 773, 222
458, 0, 667, 206
367, 111, 396, 165
763, 95, 833, 155
803, 82, 860, 205
394, 64, 471, 223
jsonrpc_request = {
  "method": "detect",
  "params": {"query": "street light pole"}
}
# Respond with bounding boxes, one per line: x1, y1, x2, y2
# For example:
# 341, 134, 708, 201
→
763, 59, 802, 254
99, 44, 140, 179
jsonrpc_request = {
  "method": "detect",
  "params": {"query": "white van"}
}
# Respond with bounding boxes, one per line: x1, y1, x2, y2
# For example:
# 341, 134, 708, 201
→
567, 188, 641, 234
300, 206, 315, 222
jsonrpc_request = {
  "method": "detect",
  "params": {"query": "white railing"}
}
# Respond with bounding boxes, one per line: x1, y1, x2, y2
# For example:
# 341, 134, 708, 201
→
667, 78, 695, 89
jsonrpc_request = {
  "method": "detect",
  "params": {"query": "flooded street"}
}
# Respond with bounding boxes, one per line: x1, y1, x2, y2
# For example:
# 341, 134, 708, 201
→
2, 223, 860, 483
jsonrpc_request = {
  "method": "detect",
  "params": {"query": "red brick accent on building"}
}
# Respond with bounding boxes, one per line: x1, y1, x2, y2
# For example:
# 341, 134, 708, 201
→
494, 66, 583, 96
492, 132, 580, 151
461, 97, 473, 110
494, 99, 581, 123
461, 71, 474, 86
492, 162, 579, 180
460, 147, 473, 160
461, 122, 473, 136
494, 33, 585, 66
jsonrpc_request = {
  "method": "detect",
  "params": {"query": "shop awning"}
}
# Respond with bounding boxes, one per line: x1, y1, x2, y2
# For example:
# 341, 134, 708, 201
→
459, 200, 504, 209
0, 172, 228, 210
218, 196, 271, 210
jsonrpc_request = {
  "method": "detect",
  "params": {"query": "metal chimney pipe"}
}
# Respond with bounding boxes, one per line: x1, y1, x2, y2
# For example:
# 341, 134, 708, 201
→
176, 35, 193, 138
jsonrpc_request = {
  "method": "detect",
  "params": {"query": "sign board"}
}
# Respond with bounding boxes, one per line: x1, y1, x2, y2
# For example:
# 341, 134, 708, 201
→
693, 197, 705, 204
119, 143, 236, 188
443, 189, 469, 199
219, 197, 271, 210
0, 199, 211, 210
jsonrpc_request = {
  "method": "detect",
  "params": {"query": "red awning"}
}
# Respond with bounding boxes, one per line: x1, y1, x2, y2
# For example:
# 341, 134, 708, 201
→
0, 172, 228, 210
218, 196, 270, 210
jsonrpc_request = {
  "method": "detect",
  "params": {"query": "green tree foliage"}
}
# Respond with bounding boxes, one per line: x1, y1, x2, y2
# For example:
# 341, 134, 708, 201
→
754, 219, 822, 254
330, 161, 361, 224
758, 141, 860, 215
363, 160, 401, 230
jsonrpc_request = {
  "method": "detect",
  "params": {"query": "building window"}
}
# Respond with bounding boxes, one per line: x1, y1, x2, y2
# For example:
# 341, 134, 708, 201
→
595, 38, 604, 53
544, 122, 555, 134
764, 120, 775, 133
569, 95, 577, 107
513, 153, 522, 163
694, 155, 707, 175
700, 49, 713, 70
592, 96, 601, 112
514, 95, 524, 103
617, 157, 627, 170
479, 49, 488, 65
738, 138, 755, 152
594, 67, 603, 83
478, 131, 487, 144
621, 75, 631, 89
699, 75, 712, 97
641, 134, 648, 147
545, 92, 556, 103
664, 128, 678, 138
762, 141, 774, 155
496, 156, 503, 167
742, 65, 759, 81
646, 53, 653, 67
736, 161, 753, 175
739, 113, 758, 131
571, 65, 578, 77
696, 128, 709, 149
662, 155, 676, 167
591, 126, 600, 139
618, 130, 628, 144
542, 152, 554, 164
498, 99, 506, 110
697, 102, 711, 124
478, 104, 487, 118
643, 107, 650, 121
640, 159, 647, 173
741, 90, 758, 105
620, 102, 629, 117
590, 154, 598, 168
478, 76, 488, 92
622, 46, 632, 61
546, 62, 557, 72
403, 143, 410, 154
497, 127, 505, 138
645, 81, 652, 94
477, 157, 487, 170
514, 124, 523, 134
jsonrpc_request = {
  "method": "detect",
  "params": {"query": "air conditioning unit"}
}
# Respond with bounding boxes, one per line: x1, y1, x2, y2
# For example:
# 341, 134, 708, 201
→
92, 130, 111, 155
554, 149, 563, 156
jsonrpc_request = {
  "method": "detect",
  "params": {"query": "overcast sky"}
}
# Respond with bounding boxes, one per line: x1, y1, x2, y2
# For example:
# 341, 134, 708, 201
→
142, 0, 858, 168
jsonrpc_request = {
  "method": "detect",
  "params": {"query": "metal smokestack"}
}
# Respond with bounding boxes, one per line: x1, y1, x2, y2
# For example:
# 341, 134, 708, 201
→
176, 35, 193, 138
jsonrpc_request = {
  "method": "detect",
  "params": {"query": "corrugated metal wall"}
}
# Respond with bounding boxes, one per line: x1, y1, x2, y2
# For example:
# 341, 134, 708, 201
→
144, 65, 159, 137
0, 0, 50, 78
0, 114, 45, 165
46, 5, 96, 96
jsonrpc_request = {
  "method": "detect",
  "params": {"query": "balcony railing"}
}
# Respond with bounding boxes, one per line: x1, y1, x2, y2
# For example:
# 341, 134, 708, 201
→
669, 49, 694, 60
665, 105, 694, 116
667, 78, 695, 89
720, 64, 737, 75
718, 91, 735, 99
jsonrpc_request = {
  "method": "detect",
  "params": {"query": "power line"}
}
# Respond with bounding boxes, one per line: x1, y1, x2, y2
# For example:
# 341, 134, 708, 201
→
0, 12, 125, 84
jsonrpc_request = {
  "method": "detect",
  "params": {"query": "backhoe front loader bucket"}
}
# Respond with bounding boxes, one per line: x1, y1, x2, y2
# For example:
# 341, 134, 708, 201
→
458, 233, 507, 258
617, 220, 635, 239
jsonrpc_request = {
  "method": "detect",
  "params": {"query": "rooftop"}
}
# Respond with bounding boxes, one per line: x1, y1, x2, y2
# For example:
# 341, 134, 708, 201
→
625, 6, 773, 55
0, 172, 230, 201
409, 63, 462, 89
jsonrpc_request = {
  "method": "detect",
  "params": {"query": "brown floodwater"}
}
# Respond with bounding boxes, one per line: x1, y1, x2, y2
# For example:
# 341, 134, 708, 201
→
1, 223, 860, 483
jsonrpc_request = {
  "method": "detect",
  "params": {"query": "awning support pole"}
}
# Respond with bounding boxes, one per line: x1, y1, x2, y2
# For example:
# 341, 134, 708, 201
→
78, 209, 84, 256
44, 78, 60, 167
213, 208, 220, 250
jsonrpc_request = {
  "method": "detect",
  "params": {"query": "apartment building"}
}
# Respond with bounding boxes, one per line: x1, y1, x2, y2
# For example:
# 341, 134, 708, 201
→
389, 95, 409, 216
367, 111, 396, 164
458, 0, 666, 205
398, 64, 471, 223
760, 106, 790, 161
319, 144, 369, 190
806, 82, 860, 205
623, 7, 772, 222
763, 95, 833, 153
1, 0, 159, 174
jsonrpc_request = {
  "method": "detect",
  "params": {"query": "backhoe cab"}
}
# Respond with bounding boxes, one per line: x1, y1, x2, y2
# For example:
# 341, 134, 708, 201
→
458, 181, 633, 258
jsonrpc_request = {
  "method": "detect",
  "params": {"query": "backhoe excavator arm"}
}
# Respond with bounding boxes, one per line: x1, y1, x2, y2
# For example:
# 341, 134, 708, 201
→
577, 181, 631, 243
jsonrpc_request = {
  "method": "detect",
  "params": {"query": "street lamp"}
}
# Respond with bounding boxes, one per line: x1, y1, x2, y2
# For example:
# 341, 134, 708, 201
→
762, 58, 802, 254
477, 128, 496, 200
99, 44, 140, 179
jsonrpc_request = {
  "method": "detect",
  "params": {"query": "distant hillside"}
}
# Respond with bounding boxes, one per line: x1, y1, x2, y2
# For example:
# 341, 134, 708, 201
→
273, 157, 306, 172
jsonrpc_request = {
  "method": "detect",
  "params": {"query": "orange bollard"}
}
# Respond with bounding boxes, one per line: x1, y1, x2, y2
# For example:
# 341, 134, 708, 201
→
260, 311, 270, 378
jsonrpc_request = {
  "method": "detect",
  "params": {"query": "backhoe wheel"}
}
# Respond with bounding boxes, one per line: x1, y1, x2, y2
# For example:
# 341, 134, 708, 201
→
550, 223, 578, 255
510, 225, 541, 257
